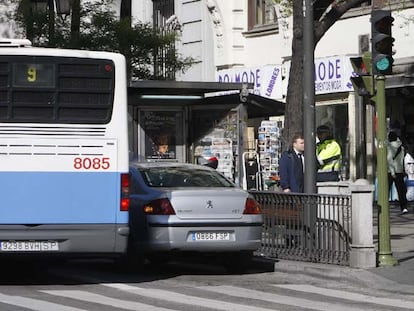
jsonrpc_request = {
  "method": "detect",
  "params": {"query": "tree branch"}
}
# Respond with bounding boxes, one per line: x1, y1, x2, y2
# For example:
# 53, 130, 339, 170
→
314, 0, 369, 45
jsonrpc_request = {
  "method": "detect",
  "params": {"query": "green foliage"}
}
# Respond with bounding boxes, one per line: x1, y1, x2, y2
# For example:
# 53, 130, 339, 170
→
273, 0, 293, 16
12, 0, 194, 80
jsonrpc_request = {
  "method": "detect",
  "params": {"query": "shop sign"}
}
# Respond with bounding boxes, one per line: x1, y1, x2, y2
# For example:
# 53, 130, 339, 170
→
216, 65, 283, 100
216, 55, 356, 98
314, 55, 354, 95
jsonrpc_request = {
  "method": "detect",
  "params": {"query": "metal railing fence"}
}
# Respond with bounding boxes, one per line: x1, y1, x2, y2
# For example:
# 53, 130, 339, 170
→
250, 191, 352, 265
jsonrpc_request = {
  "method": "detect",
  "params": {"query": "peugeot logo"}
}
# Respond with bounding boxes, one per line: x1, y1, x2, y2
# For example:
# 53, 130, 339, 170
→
205, 200, 213, 208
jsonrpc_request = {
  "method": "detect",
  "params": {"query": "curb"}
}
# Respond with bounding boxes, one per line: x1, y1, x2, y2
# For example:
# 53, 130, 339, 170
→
272, 259, 414, 294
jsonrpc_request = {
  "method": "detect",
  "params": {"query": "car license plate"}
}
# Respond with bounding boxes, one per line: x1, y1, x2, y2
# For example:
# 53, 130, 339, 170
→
0, 241, 59, 252
192, 232, 230, 241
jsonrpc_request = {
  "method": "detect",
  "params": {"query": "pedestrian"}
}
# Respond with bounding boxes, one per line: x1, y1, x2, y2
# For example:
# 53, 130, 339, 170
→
387, 131, 408, 214
279, 132, 305, 193
316, 125, 342, 182
404, 141, 414, 204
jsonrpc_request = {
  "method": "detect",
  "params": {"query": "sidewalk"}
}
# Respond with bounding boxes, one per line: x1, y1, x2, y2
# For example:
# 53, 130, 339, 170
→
272, 202, 414, 291
369, 202, 414, 285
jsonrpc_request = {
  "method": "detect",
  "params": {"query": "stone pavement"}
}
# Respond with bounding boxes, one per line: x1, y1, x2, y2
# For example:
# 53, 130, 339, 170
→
369, 202, 414, 286
272, 202, 414, 292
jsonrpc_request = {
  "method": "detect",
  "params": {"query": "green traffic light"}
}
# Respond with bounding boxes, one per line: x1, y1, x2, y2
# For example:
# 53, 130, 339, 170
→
376, 57, 391, 72
371, 10, 394, 75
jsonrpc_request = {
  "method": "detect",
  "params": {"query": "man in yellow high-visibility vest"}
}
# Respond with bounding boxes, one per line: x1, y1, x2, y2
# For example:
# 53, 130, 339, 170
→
316, 125, 342, 182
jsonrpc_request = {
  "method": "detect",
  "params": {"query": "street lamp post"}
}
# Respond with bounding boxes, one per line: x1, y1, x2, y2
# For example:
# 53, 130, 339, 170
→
55, 0, 71, 15
303, 0, 316, 194
31, 0, 72, 46
47, 0, 55, 46
303, 0, 317, 255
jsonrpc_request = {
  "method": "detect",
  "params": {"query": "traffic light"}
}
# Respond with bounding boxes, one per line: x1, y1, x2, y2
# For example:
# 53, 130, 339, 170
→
371, 10, 394, 75
350, 54, 374, 96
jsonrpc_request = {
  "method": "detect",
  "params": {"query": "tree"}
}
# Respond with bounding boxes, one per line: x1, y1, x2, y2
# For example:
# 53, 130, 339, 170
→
11, 0, 193, 80
282, 0, 369, 147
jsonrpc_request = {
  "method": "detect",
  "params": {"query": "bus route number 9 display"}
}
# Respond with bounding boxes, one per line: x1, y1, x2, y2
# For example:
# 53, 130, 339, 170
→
12, 63, 55, 88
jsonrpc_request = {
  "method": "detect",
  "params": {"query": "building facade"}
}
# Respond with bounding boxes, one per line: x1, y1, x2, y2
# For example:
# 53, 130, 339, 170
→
130, 0, 414, 183
3, 0, 413, 185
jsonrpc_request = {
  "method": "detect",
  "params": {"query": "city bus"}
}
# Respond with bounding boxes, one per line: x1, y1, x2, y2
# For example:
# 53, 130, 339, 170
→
0, 39, 130, 256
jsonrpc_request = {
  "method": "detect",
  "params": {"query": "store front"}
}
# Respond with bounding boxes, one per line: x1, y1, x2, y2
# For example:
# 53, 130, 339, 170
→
217, 56, 356, 182
386, 72, 414, 148
214, 55, 414, 183
127, 80, 285, 187
127, 59, 413, 189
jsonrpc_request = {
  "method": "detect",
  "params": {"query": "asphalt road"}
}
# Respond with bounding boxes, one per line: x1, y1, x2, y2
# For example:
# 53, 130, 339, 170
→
0, 255, 413, 311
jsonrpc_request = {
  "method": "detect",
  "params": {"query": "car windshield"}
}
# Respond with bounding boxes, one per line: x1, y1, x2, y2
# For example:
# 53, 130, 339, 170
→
139, 166, 234, 188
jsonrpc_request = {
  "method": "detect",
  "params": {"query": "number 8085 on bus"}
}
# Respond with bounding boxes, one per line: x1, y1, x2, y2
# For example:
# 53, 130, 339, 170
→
73, 157, 111, 170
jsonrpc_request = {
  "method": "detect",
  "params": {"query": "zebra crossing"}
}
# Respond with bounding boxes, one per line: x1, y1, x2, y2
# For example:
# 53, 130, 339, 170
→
1, 280, 413, 311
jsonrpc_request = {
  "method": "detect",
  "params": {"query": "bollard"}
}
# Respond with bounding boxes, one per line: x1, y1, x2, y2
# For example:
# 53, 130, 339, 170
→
349, 179, 376, 268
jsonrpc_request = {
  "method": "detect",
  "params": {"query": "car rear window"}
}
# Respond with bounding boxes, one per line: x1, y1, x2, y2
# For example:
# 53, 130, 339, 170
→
139, 167, 234, 188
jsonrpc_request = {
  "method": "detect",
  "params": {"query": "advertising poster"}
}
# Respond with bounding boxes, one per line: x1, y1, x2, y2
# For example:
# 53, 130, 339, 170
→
141, 111, 179, 160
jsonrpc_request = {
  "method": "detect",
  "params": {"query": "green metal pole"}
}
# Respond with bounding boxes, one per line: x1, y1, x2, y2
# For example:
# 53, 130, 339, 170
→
376, 75, 398, 267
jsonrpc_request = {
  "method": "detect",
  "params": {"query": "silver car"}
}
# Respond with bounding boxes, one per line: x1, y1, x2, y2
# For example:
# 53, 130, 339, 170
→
128, 161, 263, 270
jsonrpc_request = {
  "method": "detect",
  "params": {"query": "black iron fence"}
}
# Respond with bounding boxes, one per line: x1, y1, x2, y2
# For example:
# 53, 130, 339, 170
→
249, 191, 352, 265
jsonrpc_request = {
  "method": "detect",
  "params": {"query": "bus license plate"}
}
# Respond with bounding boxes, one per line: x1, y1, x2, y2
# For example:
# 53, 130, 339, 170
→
0, 241, 59, 252
192, 232, 230, 241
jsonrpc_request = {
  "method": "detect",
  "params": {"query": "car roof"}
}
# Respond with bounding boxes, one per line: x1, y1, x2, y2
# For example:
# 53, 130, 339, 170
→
129, 161, 213, 171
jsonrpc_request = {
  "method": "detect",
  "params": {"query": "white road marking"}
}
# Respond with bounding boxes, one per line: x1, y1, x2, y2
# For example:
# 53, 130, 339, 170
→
0, 292, 87, 311
41, 290, 176, 311
102, 283, 278, 311
40, 270, 414, 311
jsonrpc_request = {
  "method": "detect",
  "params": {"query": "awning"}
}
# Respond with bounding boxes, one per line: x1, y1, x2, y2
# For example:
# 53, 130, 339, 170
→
202, 93, 285, 118
386, 74, 414, 89
129, 80, 250, 96
128, 80, 285, 118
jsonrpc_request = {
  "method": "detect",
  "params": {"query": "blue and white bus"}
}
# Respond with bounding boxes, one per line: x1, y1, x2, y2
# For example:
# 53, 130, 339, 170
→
0, 39, 130, 256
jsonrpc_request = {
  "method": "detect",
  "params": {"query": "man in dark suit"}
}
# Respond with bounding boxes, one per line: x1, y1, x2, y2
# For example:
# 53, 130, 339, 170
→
279, 133, 305, 193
